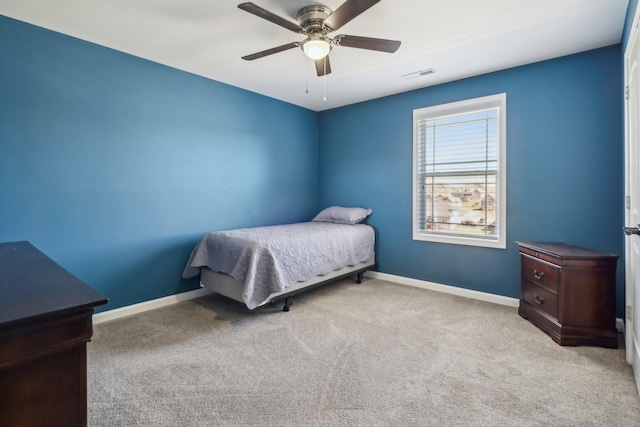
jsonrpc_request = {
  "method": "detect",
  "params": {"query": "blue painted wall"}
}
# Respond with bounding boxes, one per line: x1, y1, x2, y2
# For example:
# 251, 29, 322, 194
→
318, 46, 625, 315
1, 11, 629, 317
624, 0, 638, 49
0, 16, 318, 311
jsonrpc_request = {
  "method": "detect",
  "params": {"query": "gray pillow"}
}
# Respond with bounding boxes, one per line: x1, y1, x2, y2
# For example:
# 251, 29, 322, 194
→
312, 206, 373, 225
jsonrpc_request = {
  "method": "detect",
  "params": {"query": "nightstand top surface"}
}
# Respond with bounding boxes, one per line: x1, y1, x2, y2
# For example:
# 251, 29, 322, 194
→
516, 241, 618, 260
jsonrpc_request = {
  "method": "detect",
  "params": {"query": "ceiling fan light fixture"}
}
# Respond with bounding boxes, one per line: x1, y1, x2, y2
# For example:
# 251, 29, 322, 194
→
301, 37, 331, 60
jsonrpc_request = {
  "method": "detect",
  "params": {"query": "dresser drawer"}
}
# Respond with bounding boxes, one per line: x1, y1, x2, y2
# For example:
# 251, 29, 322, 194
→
0, 311, 93, 371
522, 281, 558, 320
521, 256, 559, 292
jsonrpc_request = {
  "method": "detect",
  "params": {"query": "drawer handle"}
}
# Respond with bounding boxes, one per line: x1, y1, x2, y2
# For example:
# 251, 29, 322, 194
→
534, 294, 545, 304
533, 269, 545, 280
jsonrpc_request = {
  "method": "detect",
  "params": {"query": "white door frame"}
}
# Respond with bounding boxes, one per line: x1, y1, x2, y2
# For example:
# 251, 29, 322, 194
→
624, 3, 640, 389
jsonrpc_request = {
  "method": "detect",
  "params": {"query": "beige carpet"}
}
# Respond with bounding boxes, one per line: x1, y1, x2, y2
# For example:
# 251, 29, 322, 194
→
87, 278, 640, 426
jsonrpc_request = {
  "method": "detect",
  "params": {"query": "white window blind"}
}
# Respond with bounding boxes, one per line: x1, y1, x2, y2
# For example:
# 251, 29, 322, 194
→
413, 94, 506, 248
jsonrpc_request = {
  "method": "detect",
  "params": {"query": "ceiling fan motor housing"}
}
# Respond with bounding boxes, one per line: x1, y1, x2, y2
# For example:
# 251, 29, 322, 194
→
296, 5, 332, 33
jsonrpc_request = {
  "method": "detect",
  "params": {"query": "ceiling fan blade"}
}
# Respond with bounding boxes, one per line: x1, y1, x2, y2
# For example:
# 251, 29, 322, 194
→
323, 0, 381, 31
335, 35, 401, 53
315, 56, 332, 76
238, 2, 303, 33
242, 42, 299, 61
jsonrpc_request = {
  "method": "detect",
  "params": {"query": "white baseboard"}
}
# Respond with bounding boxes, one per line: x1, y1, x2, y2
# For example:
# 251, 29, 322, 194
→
94, 272, 519, 324
93, 273, 627, 332
93, 287, 213, 325
366, 272, 627, 336
365, 271, 520, 307
617, 318, 626, 335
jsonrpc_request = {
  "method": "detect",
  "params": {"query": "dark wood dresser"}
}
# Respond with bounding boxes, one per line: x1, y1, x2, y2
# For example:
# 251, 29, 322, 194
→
516, 241, 618, 348
0, 241, 108, 426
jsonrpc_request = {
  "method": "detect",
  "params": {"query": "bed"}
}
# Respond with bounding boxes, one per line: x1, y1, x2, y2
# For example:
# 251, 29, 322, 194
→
182, 207, 376, 311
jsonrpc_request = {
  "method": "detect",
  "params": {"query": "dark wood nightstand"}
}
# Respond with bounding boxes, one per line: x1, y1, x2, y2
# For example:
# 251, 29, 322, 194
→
516, 241, 618, 348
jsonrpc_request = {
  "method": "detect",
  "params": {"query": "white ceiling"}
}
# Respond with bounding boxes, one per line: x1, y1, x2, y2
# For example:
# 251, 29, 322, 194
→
0, 0, 629, 111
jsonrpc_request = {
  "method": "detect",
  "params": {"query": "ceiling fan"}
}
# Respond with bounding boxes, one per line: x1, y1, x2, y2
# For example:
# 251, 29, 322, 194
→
238, 0, 401, 76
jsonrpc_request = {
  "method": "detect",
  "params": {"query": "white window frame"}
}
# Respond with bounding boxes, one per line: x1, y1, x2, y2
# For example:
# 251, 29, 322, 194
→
412, 93, 506, 249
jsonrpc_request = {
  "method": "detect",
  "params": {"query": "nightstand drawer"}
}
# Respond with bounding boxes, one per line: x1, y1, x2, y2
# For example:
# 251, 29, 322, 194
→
522, 281, 558, 320
521, 256, 559, 292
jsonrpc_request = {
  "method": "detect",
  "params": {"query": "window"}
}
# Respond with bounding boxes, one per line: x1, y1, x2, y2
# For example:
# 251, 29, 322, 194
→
413, 93, 506, 249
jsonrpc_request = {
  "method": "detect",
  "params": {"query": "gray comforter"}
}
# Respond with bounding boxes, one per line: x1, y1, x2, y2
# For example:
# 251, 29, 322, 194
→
182, 222, 375, 309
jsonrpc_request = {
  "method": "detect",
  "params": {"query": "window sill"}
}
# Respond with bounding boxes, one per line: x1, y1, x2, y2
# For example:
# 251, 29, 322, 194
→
413, 232, 506, 249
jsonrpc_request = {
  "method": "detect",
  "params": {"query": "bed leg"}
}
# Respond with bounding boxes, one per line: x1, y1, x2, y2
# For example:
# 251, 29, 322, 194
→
283, 296, 293, 312
356, 271, 364, 284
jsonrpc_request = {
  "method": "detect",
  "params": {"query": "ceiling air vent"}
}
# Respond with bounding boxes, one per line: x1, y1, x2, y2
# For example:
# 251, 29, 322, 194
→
402, 68, 435, 80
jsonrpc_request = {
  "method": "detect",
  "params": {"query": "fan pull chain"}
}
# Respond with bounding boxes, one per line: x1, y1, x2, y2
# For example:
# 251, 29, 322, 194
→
305, 58, 309, 94
323, 57, 327, 102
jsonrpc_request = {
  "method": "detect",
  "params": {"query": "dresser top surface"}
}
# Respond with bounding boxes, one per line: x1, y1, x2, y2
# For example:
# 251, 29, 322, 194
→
0, 241, 108, 326
516, 241, 618, 260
